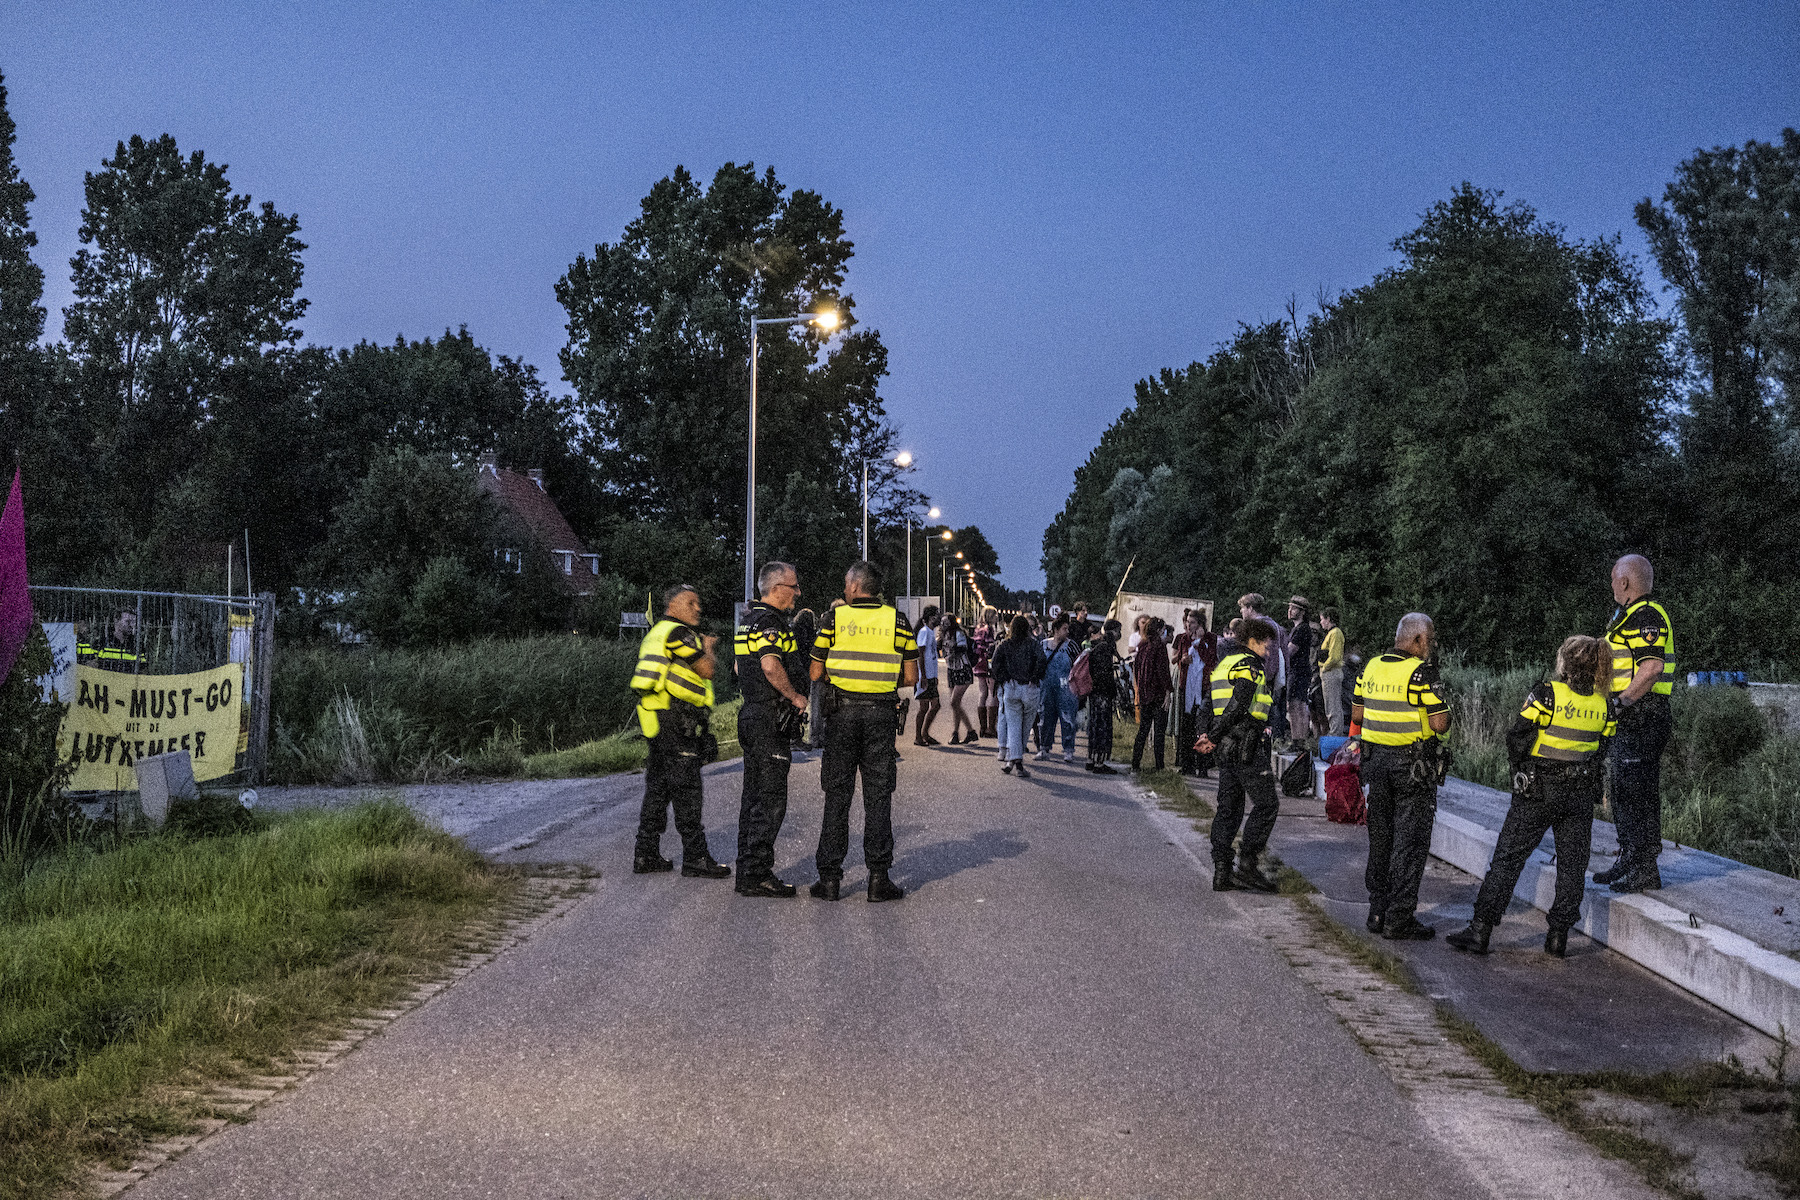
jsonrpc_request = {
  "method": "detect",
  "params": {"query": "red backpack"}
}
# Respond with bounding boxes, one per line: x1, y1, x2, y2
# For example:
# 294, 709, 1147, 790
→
1323, 741, 1366, 825
1069, 649, 1093, 697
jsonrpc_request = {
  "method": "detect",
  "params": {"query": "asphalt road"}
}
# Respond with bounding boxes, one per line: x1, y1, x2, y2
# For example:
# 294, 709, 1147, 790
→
135, 739, 1496, 1199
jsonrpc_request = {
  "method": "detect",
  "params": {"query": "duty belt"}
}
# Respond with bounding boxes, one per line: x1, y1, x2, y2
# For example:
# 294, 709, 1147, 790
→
832, 687, 897, 705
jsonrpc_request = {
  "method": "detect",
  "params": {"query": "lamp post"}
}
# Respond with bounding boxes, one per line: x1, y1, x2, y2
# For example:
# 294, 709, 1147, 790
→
746, 307, 839, 600
865, 450, 911, 562
931, 528, 951, 608
907, 504, 939, 600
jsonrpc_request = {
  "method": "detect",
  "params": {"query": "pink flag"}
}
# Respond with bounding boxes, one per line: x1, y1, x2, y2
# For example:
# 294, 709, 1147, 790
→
0, 468, 31, 687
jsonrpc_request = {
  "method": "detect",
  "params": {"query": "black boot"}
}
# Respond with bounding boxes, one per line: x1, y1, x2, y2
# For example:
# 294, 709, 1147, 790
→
1212, 862, 1237, 892
1446, 920, 1492, 955
1592, 853, 1632, 885
681, 854, 732, 879
1544, 926, 1570, 957
735, 874, 798, 898
1234, 854, 1279, 894
633, 853, 674, 874
867, 870, 906, 903
1611, 858, 1663, 894
1382, 916, 1436, 941
809, 877, 842, 901
1365, 909, 1384, 935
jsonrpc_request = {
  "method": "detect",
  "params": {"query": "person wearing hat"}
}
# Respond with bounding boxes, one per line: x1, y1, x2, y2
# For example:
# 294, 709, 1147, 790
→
1285, 596, 1316, 745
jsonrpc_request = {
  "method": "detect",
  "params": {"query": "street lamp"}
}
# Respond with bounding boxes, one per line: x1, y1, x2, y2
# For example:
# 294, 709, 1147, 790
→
745, 307, 840, 600
865, 450, 912, 561
906, 503, 938, 600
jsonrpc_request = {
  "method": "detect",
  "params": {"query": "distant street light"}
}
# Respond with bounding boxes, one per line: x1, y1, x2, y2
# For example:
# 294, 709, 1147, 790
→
905, 500, 937, 600
745, 307, 839, 601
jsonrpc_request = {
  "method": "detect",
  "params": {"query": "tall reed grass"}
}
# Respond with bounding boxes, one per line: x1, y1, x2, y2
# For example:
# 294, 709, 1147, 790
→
1438, 664, 1800, 879
272, 636, 647, 783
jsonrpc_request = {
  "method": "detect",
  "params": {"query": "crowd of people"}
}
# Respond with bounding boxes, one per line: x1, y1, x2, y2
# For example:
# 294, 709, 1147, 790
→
625, 553, 1677, 959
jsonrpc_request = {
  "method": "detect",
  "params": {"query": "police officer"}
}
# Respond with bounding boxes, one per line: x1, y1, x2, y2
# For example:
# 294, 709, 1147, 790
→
1193, 616, 1280, 893
1352, 612, 1451, 940
1448, 635, 1616, 958
629, 584, 731, 879
77, 608, 142, 672
1595, 553, 1676, 894
808, 560, 919, 902
732, 561, 809, 898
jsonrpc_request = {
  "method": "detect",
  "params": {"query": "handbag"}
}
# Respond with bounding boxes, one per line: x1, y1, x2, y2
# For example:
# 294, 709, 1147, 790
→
1069, 649, 1094, 697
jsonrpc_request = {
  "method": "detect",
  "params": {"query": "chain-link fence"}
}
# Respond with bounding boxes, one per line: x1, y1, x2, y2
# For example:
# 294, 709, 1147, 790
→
28, 586, 276, 788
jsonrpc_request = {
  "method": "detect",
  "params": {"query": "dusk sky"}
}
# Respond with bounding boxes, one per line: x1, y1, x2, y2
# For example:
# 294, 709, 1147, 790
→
8, 2, 1798, 591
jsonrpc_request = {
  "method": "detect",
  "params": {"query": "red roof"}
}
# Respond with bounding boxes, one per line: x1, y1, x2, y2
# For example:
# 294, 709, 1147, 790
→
478, 465, 586, 554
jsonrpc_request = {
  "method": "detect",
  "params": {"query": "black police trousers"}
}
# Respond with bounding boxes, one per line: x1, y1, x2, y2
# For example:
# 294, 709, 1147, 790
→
735, 700, 792, 880
1364, 745, 1439, 926
1473, 770, 1598, 932
1611, 700, 1671, 861
635, 725, 709, 861
1211, 752, 1279, 867
816, 695, 898, 880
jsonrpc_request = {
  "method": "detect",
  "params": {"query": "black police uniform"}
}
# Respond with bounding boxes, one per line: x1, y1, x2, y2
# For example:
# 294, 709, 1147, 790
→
1472, 681, 1614, 934
1606, 597, 1675, 880
1205, 654, 1280, 890
1356, 654, 1451, 935
632, 621, 715, 866
811, 599, 918, 889
734, 601, 799, 885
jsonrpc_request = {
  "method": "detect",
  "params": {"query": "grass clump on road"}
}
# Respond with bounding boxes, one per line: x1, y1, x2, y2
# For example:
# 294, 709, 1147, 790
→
0, 801, 517, 1200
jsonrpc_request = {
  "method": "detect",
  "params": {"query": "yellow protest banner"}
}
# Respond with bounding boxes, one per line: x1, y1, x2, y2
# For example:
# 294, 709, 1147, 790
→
58, 662, 245, 792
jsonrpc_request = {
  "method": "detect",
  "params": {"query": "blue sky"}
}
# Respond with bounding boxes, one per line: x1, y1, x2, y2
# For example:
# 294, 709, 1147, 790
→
7, 2, 1798, 590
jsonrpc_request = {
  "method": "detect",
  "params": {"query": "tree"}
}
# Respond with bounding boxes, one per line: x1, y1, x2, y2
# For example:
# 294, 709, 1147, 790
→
1045, 184, 1677, 663
1634, 131, 1800, 575
0, 72, 46, 461
313, 447, 567, 645
556, 163, 913, 601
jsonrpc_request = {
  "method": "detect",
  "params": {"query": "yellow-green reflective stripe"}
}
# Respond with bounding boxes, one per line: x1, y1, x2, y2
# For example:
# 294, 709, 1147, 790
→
830, 649, 902, 663
829, 667, 900, 682
1359, 697, 1417, 712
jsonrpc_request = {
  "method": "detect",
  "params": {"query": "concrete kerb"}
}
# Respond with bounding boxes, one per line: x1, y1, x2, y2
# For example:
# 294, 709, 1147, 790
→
1427, 806, 1800, 1042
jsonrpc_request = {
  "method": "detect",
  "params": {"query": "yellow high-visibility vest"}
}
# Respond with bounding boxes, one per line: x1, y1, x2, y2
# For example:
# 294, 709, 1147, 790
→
630, 618, 713, 738
1528, 681, 1614, 763
825, 604, 904, 694
1607, 597, 1676, 697
1208, 651, 1271, 722
1357, 653, 1433, 747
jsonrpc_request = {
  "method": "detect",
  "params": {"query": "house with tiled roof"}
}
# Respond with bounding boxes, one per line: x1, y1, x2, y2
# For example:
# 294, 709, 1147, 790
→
476, 451, 601, 596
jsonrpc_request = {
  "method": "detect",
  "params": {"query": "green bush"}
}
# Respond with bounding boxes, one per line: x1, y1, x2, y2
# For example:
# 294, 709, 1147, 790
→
0, 627, 80, 858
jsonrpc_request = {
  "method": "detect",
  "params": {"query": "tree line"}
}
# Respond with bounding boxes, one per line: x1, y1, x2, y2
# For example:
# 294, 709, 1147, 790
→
0, 72, 1014, 642
1043, 133, 1800, 672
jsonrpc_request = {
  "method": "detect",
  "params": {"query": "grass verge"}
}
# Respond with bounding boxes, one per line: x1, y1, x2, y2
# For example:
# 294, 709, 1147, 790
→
0, 802, 522, 1200
522, 699, 743, 779
1433, 1011, 1758, 1199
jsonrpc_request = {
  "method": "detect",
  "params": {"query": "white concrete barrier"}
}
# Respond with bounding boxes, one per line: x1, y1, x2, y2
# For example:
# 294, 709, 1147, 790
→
1430, 803, 1800, 1041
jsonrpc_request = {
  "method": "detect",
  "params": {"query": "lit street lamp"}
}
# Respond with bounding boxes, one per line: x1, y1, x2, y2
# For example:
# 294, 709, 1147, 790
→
745, 307, 839, 600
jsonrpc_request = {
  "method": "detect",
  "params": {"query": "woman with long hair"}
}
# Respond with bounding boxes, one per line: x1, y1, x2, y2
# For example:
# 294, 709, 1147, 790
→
940, 612, 978, 743
1131, 616, 1174, 772
990, 614, 1046, 777
972, 606, 1001, 740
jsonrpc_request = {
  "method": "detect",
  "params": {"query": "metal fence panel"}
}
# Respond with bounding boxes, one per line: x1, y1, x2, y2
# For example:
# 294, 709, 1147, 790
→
28, 586, 276, 788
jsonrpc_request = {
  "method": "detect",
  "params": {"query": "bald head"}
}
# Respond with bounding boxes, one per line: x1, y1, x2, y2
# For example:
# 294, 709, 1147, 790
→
1612, 555, 1654, 605
1394, 612, 1435, 658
